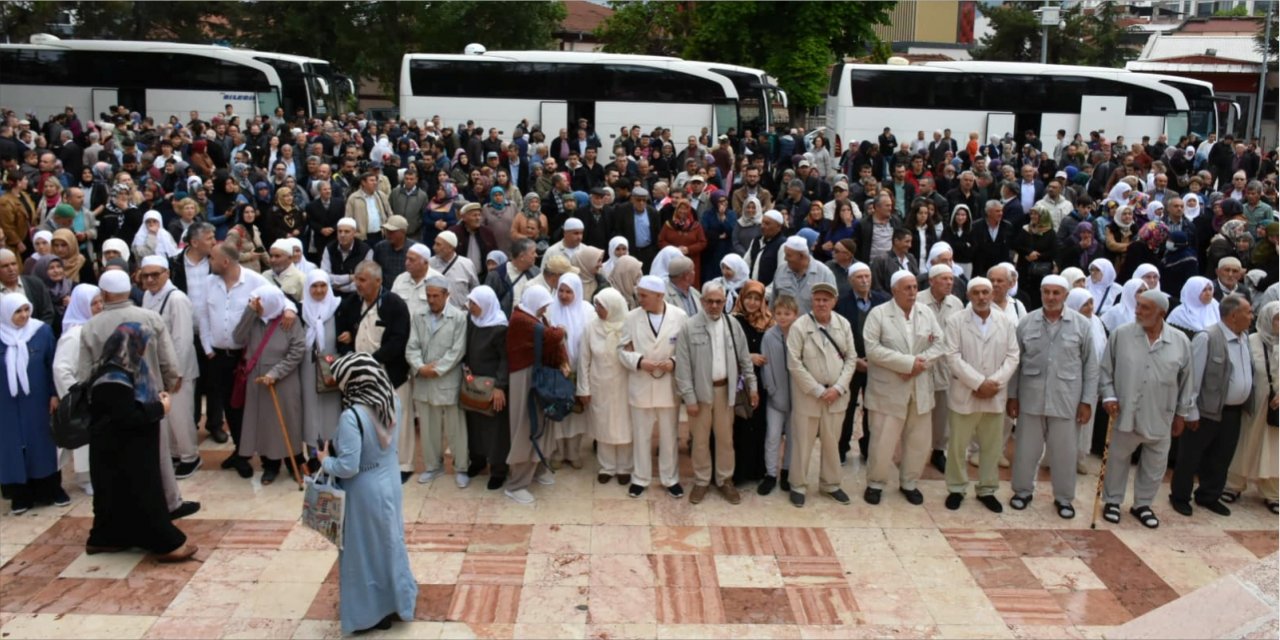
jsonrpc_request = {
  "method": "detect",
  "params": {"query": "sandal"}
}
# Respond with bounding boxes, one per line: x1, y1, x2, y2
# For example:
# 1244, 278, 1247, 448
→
1130, 505, 1160, 529
1054, 501, 1076, 519
1221, 490, 1240, 504
1009, 494, 1032, 510
1103, 503, 1121, 524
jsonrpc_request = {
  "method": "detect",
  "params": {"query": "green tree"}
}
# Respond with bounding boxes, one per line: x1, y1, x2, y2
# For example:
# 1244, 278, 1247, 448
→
596, 1, 893, 114
1257, 7, 1278, 58
972, 1, 1135, 67
1, 1, 230, 43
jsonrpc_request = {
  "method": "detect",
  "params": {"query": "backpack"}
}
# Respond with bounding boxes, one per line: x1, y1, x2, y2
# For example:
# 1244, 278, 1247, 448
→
527, 321, 576, 468
52, 372, 97, 449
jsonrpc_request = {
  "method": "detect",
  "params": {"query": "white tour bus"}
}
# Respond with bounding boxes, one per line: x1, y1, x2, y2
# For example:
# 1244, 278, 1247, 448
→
825, 59, 1225, 155
0, 34, 353, 124
399, 46, 788, 146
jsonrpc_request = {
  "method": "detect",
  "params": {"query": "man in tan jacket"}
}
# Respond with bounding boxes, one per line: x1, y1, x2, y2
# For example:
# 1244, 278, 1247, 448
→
942, 277, 1020, 512
344, 171, 394, 245
785, 282, 857, 508
863, 270, 947, 506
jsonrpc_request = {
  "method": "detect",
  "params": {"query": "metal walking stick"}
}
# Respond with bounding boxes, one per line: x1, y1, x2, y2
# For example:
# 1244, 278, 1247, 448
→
1090, 414, 1116, 529
268, 382, 305, 490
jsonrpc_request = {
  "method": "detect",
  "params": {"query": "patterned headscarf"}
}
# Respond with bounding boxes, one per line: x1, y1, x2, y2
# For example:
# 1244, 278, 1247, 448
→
1137, 220, 1169, 250
331, 352, 396, 449
733, 280, 774, 333
94, 321, 157, 404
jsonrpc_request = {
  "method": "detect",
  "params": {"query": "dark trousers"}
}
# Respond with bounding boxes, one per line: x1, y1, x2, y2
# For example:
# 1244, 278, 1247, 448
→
206, 349, 245, 448
1171, 404, 1244, 504
840, 375, 870, 459
193, 334, 209, 427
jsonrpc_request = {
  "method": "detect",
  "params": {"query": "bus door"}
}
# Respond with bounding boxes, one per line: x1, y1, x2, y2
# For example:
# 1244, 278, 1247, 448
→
540, 101, 569, 134
1080, 96, 1126, 142
567, 101, 595, 136
713, 99, 738, 138
117, 88, 145, 117
92, 89, 117, 120
986, 112, 1015, 144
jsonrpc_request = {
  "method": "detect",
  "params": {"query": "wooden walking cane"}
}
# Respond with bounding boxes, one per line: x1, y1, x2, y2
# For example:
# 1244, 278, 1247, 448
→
1090, 414, 1117, 529
268, 382, 305, 490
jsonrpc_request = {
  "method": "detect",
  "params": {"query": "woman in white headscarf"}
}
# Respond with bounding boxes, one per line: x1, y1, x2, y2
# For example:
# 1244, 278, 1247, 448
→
732, 196, 763, 255
1225, 301, 1279, 514
1103, 182, 1132, 209
1066, 287, 1108, 475
1166, 276, 1219, 336
649, 245, 685, 280
714, 254, 751, 311
547, 273, 593, 469
0, 292, 65, 513
101, 237, 132, 269
132, 210, 181, 259
1132, 262, 1161, 294
52, 284, 102, 494
232, 284, 306, 485
602, 236, 629, 278
503, 285, 567, 504
300, 271, 343, 450
1087, 258, 1123, 316
578, 288, 633, 484
1101, 278, 1146, 333
462, 286, 511, 489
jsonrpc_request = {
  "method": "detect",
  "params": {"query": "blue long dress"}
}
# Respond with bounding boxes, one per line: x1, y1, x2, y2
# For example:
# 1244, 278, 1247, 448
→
320, 401, 417, 634
0, 324, 58, 489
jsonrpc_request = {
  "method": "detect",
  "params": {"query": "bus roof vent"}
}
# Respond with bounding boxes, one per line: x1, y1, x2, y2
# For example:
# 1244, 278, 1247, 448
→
30, 33, 61, 45
464, 43, 487, 56
886, 56, 910, 66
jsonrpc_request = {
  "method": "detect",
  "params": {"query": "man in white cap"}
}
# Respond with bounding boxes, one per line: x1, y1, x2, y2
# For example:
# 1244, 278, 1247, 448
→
79, 266, 198, 518
786, 281, 857, 507
319, 217, 373, 296
769, 234, 836, 314
543, 216, 584, 269
372, 214, 417, 288
406, 275, 470, 488
918, 241, 967, 304
265, 239, 305, 301
618, 274, 689, 499
674, 280, 758, 506
391, 243, 442, 318
920, 261, 964, 473
863, 269, 946, 506
431, 229, 479, 309
1008, 275, 1098, 519
743, 210, 787, 287
1213, 256, 1250, 301
942, 276, 1019, 512
665, 256, 702, 317
835, 261, 890, 463
1099, 289, 1195, 529
138, 255, 203, 481
447, 202, 498, 276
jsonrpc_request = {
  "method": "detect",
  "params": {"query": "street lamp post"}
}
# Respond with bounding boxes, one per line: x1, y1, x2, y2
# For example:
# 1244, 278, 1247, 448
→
1035, 4, 1062, 64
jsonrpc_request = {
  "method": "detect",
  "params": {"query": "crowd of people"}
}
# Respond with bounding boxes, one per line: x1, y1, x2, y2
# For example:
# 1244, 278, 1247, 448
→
0, 102, 1277, 634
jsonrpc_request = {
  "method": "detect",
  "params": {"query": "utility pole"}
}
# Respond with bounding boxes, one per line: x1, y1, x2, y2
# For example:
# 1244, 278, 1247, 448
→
1035, 4, 1062, 64
1255, 0, 1273, 144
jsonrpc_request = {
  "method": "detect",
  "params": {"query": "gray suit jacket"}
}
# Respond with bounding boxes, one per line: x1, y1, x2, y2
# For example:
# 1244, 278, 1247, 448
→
405, 303, 467, 405
675, 312, 757, 407
1008, 309, 1098, 420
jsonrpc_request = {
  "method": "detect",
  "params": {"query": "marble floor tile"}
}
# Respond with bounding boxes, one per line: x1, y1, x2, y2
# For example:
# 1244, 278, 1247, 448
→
1000, 529, 1079, 558
585, 623, 658, 640
785, 585, 860, 625
242, 581, 322, 620
27, 517, 92, 546
446, 584, 522, 624
712, 555, 784, 588
654, 586, 725, 624
848, 587, 935, 626
650, 526, 712, 555
942, 528, 1017, 558
406, 523, 472, 553
589, 553, 656, 588
824, 527, 892, 558
189, 549, 275, 583
524, 553, 590, 587
515, 585, 589, 624
260, 549, 337, 584
650, 553, 717, 588
963, 556, 1044, 590
586, 587, 656, 624
414, 584, 457, 622
218, 617, 300, 639
1052, 589, 1133, 626
456, 553, 527, 586
934, 624, 1016, 639
1226, 530, 1280, 559
886, 528, 957, 557
916, 586, 1004, 626
142, 616, 230, 639
529, 524, 593, 555
1, 543, 84, 578
408, 551, 465, 585
708, 526, 777, 556
0, 612, 157, 639
590, 525, 653, 555
511, 622, 586, 639
58, 550, 146, 580
776, 556, 846, 587
216, 521, 294, 550
658, 623, 801, 639
304, 582, 340, 620
984, 587, 1072, 626
465, 524, 532, 554
0, 576, 56, 613
718, 587, 795, 625
1022, 556, 1109, 592
590, 499, 651, 527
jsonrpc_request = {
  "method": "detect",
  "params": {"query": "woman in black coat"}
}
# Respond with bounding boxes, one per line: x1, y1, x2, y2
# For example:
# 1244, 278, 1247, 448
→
729, 281, 772, 484
462, 286, 511, 491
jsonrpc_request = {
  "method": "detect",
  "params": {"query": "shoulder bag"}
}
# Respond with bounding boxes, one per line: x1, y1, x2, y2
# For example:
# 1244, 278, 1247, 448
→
728, 318, 754, 420
460, 364, 498, 416
314, 350, 339, 394
230, 317, 281, 409
528, 321, 576, 468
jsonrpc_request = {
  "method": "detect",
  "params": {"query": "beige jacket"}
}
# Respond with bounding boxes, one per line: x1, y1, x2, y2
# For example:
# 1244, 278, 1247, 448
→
863, 299, 946, 416
343, 188, 394, 240
617, 303, 688, 409
786, 312, 857, 418
943, 306, 1020, 415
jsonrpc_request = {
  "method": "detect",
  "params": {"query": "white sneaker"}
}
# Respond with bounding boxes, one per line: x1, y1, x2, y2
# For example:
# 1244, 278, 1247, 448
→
79, 482, 94, 496
504, 488, 535, 504
417, 469, 442, 484
999, 456, 1011, 468
455, 472, 471, 489
536, 472, 555, 486
968, 453, 980, 467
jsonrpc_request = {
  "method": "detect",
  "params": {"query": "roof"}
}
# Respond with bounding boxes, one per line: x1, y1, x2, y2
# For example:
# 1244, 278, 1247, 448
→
1130, 33, 1263, 73
559, 1, 613, 35
1177, 16, 1264, 35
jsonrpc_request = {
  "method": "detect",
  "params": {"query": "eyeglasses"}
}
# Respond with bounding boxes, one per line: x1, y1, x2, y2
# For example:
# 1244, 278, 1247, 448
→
140, 271, 164, 280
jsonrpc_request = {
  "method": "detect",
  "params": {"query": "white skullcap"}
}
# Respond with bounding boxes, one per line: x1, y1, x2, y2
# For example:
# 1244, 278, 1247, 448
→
33, 230, 52, 244
889, 269, 915, 290
98, 269, 132, 294
847, 262, 871, 277
1060, 266, 1086, 286
928, 264, 952, 280
140, 255, 169, 270
270, 239, 293, 254
1040, 275, 1069, 291
1218, 256, 1242, 270
637, 275, 666, 294
1140, 289, 1169, 312
967, 276, 993, 292
563, 217, 585, 232
336, 217, 358, 230
783, 235, 809, 254
763, 210, 785, 225
408, 244, 431, 261
927, 241, 953, 264
438, 231, 458, 248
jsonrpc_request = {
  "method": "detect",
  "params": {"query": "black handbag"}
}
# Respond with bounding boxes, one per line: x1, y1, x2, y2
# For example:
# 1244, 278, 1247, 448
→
1264, 346, 1277, 428
728, 319, 754, 420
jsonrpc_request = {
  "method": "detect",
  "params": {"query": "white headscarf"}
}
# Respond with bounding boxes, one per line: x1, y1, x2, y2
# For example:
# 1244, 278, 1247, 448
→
62, 284, 100, 334
1133, 263, 1160, 289
591, 288, 629, 341
738, 196, 763, 227
302, 270, 339, 351
102, 237, 131, 265
132, 210, 180, 258
518, 284, 554, 317
650, 246, 685, 280
1087, 258, 1120, 310
467, 285, 507, 328
1102, 278, 1145, 332
549, 273, 592, 363
603, 236, 629, 278
252, 284, 288, 323
1066, 288, 1107, 357
1103, 182, 1132, 209
1167, 276, 1220, 332
1, 293, 43, 396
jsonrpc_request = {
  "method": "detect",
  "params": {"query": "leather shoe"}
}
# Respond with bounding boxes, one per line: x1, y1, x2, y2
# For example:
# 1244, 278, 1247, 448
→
207, 428, 228, 444
930, 449, 947, 473
900, 488, 924, 505
598, 473, 613, 484
945, 493, 963, 510
757, 476, 777, 496
689, 485, 709, 505
616, 474, 631, 486
169, 501, 201, 520
978, 495, 1004, 513
719, 483, 742, 505
863, 487, 882, 505
1195, 499, 1231, 516
1169, 498, 1193, 516
789, 491, 805, 508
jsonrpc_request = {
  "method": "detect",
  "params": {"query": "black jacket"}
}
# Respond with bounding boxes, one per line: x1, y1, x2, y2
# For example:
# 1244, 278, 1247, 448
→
614, 204, 661, 269
334, 291, 410, 387
307, 197, 346, 253
970, 219, 1016, 277
17, 275, 55, 326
